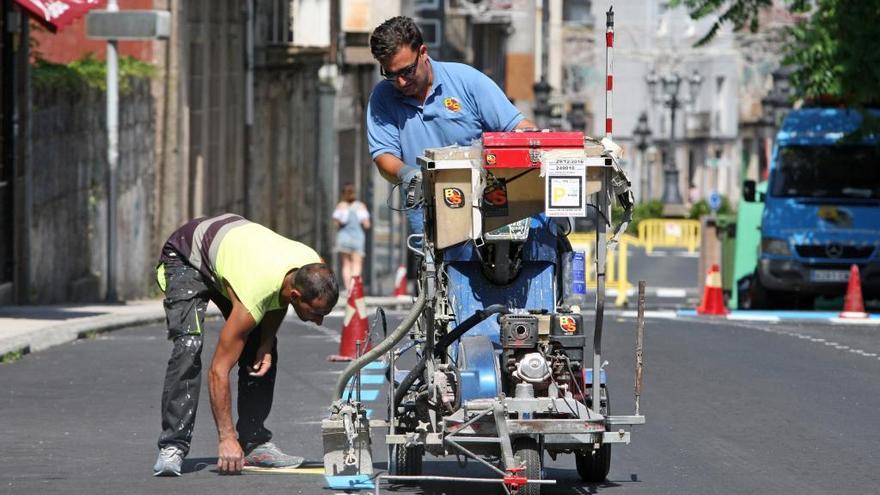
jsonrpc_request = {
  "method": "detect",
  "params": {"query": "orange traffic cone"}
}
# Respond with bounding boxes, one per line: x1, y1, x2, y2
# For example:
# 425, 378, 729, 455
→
393, 265, 408, 298
697, 264, 728, 316
839, 264, 868, 319
328, 276, 370, 361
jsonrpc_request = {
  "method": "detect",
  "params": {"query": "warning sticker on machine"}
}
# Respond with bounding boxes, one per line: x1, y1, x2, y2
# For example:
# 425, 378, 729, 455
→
545, 158, 586, 217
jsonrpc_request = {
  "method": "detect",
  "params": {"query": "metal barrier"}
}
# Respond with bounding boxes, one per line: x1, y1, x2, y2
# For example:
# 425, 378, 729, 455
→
637, 219, 701, 254
568, 233, 636, 307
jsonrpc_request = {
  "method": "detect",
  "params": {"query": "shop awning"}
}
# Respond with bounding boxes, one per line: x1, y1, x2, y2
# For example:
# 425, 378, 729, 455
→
14, 0, 101, 33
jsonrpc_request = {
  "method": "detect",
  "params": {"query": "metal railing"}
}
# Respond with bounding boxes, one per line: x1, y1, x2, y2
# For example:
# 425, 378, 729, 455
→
637, 219, 701, 254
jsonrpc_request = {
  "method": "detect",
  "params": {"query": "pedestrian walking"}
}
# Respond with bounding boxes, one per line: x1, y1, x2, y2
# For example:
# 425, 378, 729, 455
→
333, 183, 371, 294
152, 213, 338, 476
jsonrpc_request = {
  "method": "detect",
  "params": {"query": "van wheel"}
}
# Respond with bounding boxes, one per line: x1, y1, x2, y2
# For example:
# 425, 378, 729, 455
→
750, 274, 777, 309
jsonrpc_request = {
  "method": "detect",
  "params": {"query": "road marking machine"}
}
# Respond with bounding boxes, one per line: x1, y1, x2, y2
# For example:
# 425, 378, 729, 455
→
321, 8, 645, 493
321, 129, 647, 494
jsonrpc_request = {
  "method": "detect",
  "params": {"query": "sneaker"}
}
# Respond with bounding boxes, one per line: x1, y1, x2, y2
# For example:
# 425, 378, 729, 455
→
244, 442, 304, 468
153, 446, 184, 477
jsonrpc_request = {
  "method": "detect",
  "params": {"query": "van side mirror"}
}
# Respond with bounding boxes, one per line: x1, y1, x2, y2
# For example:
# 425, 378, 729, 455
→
743, 180, 757, 202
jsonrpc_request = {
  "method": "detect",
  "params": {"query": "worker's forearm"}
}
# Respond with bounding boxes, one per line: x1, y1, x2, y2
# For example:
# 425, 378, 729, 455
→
259, 311, 284, 346
374, 154, 405, 183
208, 368, 236, 441
260, 324, 279, 347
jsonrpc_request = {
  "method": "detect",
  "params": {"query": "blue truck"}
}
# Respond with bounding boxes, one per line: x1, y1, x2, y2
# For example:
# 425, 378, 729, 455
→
742, 108, 880, 309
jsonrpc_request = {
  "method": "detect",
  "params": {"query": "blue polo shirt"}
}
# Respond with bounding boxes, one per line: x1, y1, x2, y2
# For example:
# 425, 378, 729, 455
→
367, 59, 523, 172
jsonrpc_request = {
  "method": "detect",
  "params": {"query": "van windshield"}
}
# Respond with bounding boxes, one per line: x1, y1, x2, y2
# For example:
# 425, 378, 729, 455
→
770, 145, 880, 199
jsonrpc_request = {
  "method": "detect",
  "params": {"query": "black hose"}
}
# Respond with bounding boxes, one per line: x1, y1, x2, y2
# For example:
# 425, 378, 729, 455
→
433, 304, 508, 358
393, 304, 508, 410
333, 289, 427, 400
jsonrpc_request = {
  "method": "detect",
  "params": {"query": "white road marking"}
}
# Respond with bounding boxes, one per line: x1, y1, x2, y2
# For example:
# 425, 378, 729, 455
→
727, 314, 780, 322
829, 317, 879, 325
618, 310, 678, 319
313, 325, 341, 343
656, 288, 687, 298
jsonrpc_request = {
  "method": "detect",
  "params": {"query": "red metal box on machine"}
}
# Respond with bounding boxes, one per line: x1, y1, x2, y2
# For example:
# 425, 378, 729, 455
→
482, 131, 585, 168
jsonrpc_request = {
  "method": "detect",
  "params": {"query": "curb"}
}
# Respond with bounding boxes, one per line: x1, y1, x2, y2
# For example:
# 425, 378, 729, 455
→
0, 306, 222, 360
1, 298, 408, 360
0, 313, 164, 359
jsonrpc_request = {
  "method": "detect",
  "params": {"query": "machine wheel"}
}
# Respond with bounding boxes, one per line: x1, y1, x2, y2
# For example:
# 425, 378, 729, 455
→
511, 437, 542, 495
390, 444, 424, 476
576, 443, 611, 483
577, 386, 611, 482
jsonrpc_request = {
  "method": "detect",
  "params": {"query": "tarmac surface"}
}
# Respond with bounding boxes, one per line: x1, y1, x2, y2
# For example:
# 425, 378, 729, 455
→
2, 309, 879, 494
2, 247, 878, 493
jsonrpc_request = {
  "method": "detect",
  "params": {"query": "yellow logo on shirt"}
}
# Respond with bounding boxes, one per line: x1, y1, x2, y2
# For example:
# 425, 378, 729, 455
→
444, 97, 461, 113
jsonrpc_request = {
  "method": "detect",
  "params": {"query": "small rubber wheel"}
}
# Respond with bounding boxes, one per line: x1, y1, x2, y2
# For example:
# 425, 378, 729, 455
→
577, 386, 611, 482
512, 437, 542, 495
390, 444, 424, 477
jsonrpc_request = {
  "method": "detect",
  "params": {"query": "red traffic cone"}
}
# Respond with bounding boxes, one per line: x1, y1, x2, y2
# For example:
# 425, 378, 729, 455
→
328, 276, 370, 361
839, 264, 868, 319
697, 264, 728, 316
393, 265, 408, 298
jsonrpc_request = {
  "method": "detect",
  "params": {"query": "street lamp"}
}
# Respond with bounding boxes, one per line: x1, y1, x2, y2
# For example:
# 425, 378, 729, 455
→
533, 76, 552, 129
632, 111, 653, 201
758, 66, 795, 179
646, 68, 703, 207
761, 65, 795, 130
568, 101, 587, 132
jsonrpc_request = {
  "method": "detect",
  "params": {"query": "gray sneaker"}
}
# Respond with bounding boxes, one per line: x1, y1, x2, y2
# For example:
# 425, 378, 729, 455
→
244, 442, 304, 468
153, 446, 184, 476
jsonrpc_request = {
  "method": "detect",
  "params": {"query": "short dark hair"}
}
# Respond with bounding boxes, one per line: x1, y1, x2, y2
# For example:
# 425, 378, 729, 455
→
294, 263, 339, 309
370, 16, 423, 64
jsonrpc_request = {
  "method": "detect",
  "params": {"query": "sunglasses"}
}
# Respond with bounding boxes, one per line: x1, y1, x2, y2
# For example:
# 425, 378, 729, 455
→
380, 48, 421, 81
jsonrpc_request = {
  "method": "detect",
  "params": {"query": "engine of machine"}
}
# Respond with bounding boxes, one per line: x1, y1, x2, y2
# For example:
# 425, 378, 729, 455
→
499, 312, 586, 399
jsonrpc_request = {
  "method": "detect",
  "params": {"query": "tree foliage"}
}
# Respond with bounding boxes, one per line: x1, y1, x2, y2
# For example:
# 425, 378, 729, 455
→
671, 0, 880, 107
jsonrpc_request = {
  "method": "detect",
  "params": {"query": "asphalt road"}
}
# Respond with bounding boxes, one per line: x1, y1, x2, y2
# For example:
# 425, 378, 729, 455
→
2, 310, 879, 494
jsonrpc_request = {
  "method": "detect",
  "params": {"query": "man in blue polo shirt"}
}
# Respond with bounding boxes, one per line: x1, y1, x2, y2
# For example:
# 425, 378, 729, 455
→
367, 16, 534, 236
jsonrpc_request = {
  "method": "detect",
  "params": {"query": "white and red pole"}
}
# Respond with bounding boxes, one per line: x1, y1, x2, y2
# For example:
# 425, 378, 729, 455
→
605, 6, 614, 141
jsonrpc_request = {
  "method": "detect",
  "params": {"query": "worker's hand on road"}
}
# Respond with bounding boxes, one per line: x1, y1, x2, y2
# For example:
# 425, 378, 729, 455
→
248, 344, 273, 377
217, 438, 244, 474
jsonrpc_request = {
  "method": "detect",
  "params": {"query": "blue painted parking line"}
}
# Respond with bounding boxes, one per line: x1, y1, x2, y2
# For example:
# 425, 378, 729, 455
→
338, 361, 389, 419
362, 361, 386, 370
347, 374, 385, 385
677, 309, 880, 323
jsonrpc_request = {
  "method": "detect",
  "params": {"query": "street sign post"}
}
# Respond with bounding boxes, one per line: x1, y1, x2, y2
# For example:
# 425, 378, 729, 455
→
86, 5, 169, 301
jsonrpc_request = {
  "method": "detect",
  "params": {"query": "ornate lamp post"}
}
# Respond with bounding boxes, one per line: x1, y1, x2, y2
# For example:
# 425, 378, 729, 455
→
632, 111, 653, 201
533, 76, 552, 129
646, 69, 703, 207
568, 101, 587, 132
758, 66, 795, 179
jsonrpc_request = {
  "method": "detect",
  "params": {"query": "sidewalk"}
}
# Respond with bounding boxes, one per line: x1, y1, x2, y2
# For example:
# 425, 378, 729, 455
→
0, 296, 413, 360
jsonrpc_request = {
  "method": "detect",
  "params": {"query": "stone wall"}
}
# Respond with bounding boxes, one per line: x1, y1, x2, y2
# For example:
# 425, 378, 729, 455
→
249, 60, 332, 259
28, 78, 155, 303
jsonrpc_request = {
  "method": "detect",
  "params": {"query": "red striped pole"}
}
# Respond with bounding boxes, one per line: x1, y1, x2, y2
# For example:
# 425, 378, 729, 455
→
605, 6, 614, 140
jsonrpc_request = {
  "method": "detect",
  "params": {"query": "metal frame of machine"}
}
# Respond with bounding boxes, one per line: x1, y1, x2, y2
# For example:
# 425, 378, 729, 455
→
322, 133, 646, 495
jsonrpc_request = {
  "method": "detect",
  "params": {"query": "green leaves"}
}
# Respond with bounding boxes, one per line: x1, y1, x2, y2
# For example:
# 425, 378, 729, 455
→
32, 53, 156, 95
674, 0, 880, 107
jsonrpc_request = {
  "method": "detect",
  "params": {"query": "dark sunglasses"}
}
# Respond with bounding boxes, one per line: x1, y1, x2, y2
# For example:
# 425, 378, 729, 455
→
380, 49, 421, 81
